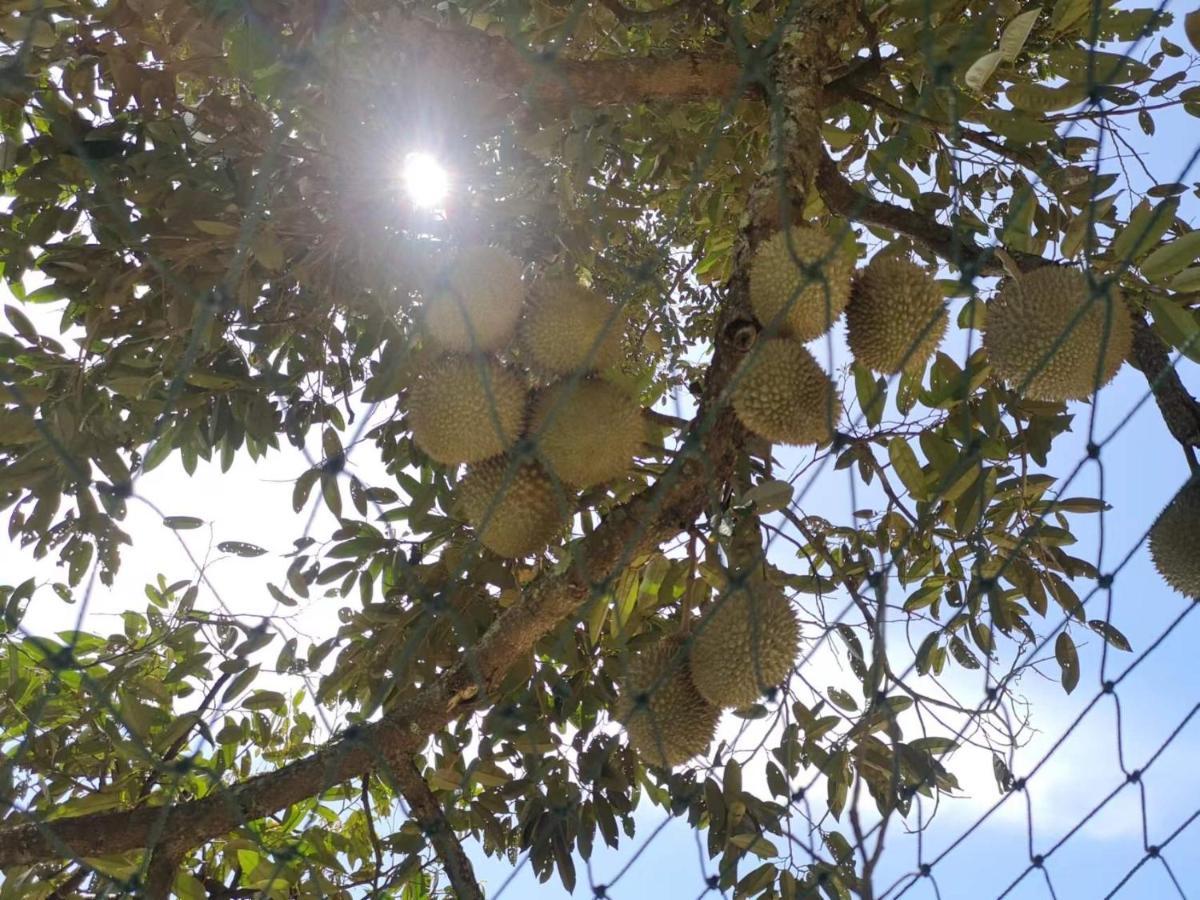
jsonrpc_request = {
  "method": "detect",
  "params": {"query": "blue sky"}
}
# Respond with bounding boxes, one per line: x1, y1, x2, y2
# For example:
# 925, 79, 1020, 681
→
5, 8, 1200, 900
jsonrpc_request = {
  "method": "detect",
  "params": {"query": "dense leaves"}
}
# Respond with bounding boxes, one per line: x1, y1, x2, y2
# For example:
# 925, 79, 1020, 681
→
1, 0, 1192, 897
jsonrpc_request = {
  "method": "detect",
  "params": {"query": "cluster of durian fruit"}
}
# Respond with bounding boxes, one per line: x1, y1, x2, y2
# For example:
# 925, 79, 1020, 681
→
729, 223, 1140, 449
730, 224, 951, 446
405, 245, 644, 558
617, 576, 801, 768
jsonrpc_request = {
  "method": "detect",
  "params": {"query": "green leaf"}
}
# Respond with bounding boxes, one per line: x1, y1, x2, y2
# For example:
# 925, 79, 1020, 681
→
293, 468, 319, 513
743, 478, 794, 514
193, 219, 239, 236
853, 362, 885, 427
999, 9, 1041, 60
163, 516, 204, 530
221, 664, 260, 703
1146, 293, 1200, 363
964, 50, 1004, 92
217, 541, 268, 557
888, 438, 930, 501
243, 689, 286, 710
827, 687, 858, 711
174, 871, 207, 900
1055, 631, 1080, 694
4, 305, 37, 342
1186, 9, 1200, 54
1088, 619, 1132, 652
1109, 198, 1180, 265
1140, 231, 1200, 281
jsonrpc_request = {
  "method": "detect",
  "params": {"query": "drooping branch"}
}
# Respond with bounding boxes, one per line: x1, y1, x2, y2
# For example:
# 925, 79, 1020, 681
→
0, 1, 860, 872
394, 763, 483, 900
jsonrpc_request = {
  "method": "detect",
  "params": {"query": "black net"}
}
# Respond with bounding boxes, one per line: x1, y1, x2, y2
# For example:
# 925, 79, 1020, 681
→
1, 0, 1199, 898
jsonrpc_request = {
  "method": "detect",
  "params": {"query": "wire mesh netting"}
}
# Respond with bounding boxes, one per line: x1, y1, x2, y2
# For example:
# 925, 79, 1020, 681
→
1, 0, 1199, 898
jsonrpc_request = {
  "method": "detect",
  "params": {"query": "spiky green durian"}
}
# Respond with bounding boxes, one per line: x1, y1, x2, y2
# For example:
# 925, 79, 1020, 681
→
749, 225, 855, 340
731, 338, 840, 445
422, 246, 525, 353
529, 378, 643, 487
689, 586, 800, 709
616, 636, 720, 768
520, 279, 624, 375
846, 255, 949, 375
456, 456, 568, 558
1149, 480, 1200, 599
982, 266, 1132, 402
406, 356, 527, 465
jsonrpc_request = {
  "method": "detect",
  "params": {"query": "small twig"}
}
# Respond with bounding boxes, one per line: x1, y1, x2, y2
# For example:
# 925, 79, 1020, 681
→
361, 775, 383, 895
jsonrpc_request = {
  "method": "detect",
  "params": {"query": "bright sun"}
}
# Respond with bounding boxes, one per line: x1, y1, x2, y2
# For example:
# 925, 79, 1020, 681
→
402, 151, 449, 210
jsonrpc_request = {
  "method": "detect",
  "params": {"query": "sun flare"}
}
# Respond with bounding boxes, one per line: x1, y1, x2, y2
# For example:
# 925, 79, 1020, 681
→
402, 151, 449, 210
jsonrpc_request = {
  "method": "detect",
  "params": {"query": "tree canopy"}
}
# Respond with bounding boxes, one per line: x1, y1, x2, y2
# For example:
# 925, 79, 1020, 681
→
2, 0, 1200, 897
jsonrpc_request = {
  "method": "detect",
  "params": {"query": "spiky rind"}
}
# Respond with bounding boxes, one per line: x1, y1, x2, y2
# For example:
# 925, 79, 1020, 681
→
846, 256, 949, 375
456, 456, 567, 558
689, 587, 799, 708
520, 279, 624, 375
1149, 480, 1200, 599
731, 338, 840, 445
407, 357, 527, 465
529, 379, 644, 487
423, 246, 525, 353
749, 225, 855, 340
616, 636, 720, 768
983, 267, 1132, 402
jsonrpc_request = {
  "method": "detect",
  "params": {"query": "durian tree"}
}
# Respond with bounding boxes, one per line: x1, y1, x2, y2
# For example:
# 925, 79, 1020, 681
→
2, 1, 1200, 897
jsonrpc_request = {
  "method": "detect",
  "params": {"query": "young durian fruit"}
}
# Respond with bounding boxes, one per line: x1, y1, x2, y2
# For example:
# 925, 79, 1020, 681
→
519, 278, 625, 375
616, 635, 720, 769
528, 378, 644, 488
846, 254, 949, 375
455, 455, 567, 558
731, 337, 840, 446
406, 356, 527, 465
688, 583, 799, 709
422, 245, 525, 353
749, 224, 855, 340
1148, 479, 1200, 599
982, 266, 1132, 402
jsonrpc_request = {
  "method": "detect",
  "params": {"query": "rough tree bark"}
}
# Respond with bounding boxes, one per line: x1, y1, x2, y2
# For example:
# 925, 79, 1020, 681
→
394, 761, 483, 900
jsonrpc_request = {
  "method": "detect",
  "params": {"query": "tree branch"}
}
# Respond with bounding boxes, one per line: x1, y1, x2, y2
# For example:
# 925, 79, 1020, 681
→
393, 762, 482, 900
405, 16, 747, 109
1126, 311, 1200, 451
0, 0, 860, 871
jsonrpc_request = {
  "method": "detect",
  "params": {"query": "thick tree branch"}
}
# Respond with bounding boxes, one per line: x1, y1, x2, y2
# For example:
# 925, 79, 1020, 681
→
406, 16, 746, 108
0, 1, 860, 872
1127, 311, 1200, 451
394, 763, 482, 900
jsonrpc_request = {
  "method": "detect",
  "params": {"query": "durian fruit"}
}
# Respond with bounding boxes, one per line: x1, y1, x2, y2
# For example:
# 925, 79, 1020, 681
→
749, 224, 855, 340
422, 246, 525, 353
689, 585, 800, 709
731, 338, 840, 445
407, 356, 527, 465
528, 378, 643, 488
616, 635, 720, 768
846, 255, 949, 375
1148, 480, 1200, 599
456, 455, 567, 558
982, 266, 1132, 402
520, 279, 624, 375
